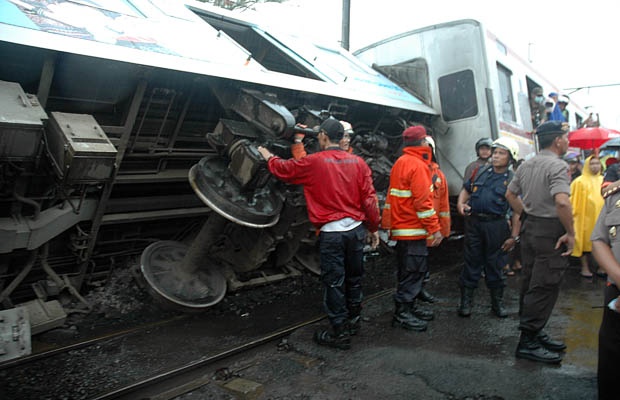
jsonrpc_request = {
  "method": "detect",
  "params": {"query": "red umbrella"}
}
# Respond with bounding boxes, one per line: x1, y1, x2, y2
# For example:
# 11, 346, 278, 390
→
568, 127, 620, 149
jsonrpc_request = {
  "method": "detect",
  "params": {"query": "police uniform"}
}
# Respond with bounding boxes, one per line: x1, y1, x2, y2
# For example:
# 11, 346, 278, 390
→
461, 165, 513, 289
508, 148, 570, 332
507, 121, 571, 363
590, 189, 620, 399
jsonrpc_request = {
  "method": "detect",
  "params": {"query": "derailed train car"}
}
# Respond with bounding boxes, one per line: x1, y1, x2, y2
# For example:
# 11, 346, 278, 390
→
0, 0, 440, 339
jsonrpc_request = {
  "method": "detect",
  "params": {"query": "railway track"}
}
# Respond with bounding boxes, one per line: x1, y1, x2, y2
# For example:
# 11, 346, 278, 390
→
0, 242, 463, 399
92, 288, 395, 400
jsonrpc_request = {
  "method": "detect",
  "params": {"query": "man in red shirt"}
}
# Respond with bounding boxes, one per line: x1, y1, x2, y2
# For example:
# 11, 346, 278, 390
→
257, 118, 380, 350
384, 125, 443, 332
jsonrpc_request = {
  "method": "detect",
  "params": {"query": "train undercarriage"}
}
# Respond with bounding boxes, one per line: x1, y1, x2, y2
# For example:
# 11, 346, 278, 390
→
0, 41, 434, 333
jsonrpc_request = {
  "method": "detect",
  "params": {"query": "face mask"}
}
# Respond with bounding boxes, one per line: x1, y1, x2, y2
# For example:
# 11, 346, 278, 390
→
535, 96, 544, 104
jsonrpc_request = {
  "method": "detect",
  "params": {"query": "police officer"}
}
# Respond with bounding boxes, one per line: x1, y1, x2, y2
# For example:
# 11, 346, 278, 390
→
456, 137, 521, 318
463, 137, 493, 182
591, 179, 620, 400
506, 120, 575, 364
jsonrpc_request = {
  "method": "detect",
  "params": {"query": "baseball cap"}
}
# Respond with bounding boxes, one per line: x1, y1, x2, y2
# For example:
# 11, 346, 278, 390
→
319, 118, 344, 141
402, 125, 428, 143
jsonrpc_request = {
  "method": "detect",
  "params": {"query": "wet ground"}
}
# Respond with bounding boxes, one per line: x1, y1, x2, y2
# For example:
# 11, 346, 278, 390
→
178, 249, 603, 400
0, 241, 604, 399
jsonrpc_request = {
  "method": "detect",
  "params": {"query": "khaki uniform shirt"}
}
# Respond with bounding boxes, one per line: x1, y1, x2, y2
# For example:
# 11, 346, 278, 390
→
591, 193, 620, 286
507, 149, 570, 218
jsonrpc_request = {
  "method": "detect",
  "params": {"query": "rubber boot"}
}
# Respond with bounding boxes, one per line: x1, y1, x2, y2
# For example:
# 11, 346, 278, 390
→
537, 330, 567, 352
314, 324, 351, 350
392, 302, 427, 331
515, 330, 562, 364
417, 288, 436, 303
489, 287, 508, 318
458, 286, 475, 317
412, 299, 434, 321
346, 303, 362, 336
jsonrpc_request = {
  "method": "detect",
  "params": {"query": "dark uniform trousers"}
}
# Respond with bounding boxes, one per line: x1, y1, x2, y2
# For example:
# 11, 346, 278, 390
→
598, 283, 620, 400
518, 215, 568, 333
460, 214, 509, 289
394, 240, 428, 303
318, 224, 366, 328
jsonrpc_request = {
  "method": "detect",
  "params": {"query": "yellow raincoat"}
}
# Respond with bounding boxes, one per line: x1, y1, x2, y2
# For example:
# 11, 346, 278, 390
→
570, 156, 604, 257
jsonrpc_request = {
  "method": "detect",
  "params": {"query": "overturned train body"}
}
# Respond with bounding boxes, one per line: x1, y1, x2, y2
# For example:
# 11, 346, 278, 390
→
0, 0, 439, 325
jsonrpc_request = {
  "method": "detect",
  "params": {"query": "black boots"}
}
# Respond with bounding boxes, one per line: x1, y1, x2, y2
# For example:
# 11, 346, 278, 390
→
417, 288, 436, 303
412, 299, 434, 321
314, 324, 351, 350
347, 303, 362, 336
515, 330, 562, 364
537, 330, 567, 351
392, 301, 428, 331
458, 286, 475, 317
489, 287, 508, 318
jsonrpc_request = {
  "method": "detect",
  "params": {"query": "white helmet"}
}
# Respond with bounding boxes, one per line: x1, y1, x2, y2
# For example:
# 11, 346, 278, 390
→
424, 135, 436, 151
558, 95, 570, 104
340, 121, 354, 135
492, 137, 519, 161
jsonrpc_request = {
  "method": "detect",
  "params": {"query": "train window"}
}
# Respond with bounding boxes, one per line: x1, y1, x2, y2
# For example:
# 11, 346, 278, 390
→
438, 69, 478, 122
496, 63, 516, 122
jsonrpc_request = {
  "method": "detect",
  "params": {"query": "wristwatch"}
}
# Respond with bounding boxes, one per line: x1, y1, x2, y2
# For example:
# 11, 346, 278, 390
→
512, 235, 520, 243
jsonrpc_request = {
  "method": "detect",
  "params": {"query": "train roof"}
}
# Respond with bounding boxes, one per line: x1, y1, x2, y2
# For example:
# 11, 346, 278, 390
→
0, 0, 436, 115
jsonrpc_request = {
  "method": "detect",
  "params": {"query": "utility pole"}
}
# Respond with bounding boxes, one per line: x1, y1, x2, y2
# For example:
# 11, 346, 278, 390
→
341, 0, 350, 50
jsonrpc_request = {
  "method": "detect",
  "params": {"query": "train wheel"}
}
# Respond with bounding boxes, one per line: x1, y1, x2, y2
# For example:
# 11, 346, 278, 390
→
140, 240, 227, 312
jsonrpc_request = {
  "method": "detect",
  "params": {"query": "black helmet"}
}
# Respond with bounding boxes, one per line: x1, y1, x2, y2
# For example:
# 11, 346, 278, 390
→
475, 138, 493, 153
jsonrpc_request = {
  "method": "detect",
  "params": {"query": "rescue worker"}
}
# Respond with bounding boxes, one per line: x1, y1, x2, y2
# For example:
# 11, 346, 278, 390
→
591, 173, 620, 400
257, 118, 380, 350
384, 125, 443, 332
463, 137, 493, 182
291, 120, 353, 160
418, 136, 450, 304
506, 120, 574, 364
456, 137, 520, 318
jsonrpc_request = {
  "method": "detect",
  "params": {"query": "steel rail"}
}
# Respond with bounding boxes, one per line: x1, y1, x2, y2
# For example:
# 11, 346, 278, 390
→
92, 288, 395, 400
0, 315, 188, 370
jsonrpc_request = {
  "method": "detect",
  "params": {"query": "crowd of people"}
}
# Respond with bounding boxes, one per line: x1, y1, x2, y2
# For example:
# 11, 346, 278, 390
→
257, 116, 617, 399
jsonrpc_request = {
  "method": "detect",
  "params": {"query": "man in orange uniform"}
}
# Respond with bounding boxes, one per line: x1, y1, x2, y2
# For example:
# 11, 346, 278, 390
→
384, 125, 443, 332
417, 136, 450, 305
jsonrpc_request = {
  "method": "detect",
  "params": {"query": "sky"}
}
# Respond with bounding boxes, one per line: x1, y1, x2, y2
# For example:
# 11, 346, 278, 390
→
232, 0, 620, 130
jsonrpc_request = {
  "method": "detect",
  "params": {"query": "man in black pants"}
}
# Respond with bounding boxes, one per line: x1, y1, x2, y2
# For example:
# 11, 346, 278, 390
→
456, 137, 521, 318
258, 118, 380, 350
506, 121, 574, 364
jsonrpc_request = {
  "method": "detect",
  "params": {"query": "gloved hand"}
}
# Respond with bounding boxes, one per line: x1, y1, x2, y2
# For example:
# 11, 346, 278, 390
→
294, 133, 305, 143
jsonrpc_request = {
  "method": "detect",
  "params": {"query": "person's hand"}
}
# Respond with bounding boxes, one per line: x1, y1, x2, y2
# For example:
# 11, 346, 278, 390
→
457, 203, 471, 216
368, 231, 380, 250
294, 133, 305, 144
501, 237, 516, 252
556, 233, 575, 256
257, 146, 273, 161
429, 231, 443, 247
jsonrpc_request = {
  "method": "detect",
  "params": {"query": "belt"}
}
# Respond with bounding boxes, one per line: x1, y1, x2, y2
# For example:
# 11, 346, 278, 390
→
471, 213, 504, 221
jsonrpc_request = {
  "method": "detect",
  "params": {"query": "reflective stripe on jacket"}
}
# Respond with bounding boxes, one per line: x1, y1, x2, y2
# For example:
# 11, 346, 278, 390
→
383, 146, 440, 241
430, 161, 451, 237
